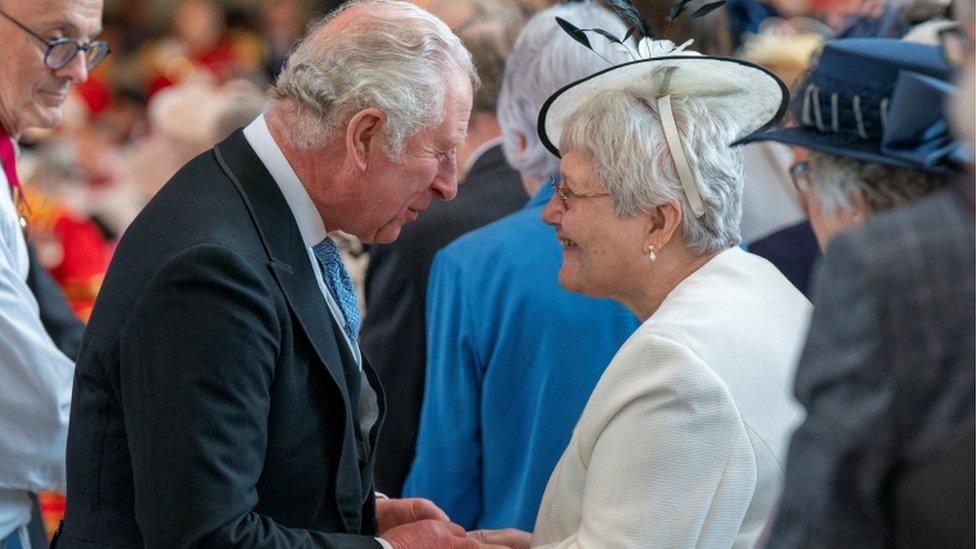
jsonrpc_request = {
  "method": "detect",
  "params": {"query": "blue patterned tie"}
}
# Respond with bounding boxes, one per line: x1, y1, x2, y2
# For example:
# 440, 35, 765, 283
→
312, 237, 361, 349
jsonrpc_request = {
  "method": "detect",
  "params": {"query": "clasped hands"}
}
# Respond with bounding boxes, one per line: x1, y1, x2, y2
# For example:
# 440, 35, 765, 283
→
377, 497, 530, 549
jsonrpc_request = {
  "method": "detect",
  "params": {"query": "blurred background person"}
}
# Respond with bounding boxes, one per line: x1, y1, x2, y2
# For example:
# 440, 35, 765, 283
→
261, 0, 312, 80
361, 0, 529, 498
403, 1, 640, 532
0, 0, 108, 547
738, 38, 960, 249
750, 29, 975, 549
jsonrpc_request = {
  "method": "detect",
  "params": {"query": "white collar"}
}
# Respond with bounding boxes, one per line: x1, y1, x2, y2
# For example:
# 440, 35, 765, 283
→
462, 135, 503, 176
242, 114, 327, 248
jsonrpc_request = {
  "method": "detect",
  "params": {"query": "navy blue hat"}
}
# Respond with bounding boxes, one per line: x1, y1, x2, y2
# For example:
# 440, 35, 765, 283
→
736, 38, 963, 173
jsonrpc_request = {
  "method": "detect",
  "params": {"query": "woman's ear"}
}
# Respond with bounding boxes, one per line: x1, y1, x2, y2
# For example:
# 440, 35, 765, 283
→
345, 108, 385, 172
645, 198, 683, 251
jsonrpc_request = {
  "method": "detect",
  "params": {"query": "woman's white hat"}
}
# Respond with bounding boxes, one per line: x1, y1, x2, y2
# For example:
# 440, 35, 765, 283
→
538, 51, 789, 158
536, 9, 789, 216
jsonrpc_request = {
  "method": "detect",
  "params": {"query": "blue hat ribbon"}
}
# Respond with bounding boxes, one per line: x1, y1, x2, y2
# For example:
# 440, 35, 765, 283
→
880, 70, 959, 169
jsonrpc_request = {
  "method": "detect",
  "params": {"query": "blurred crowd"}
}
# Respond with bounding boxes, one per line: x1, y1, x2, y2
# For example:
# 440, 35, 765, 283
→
2, 0, 972, 546
16, 0, 960, 317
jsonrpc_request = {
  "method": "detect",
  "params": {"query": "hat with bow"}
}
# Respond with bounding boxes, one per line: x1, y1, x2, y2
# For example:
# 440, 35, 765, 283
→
736, 37, 964, 173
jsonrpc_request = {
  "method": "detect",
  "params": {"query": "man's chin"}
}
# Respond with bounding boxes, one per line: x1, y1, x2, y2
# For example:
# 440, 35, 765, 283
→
365, 223, 404, 245
23, 106, 64, 133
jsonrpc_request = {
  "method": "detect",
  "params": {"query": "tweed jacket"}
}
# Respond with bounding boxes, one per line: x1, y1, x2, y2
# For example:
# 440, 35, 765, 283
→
767, 184, 976, 548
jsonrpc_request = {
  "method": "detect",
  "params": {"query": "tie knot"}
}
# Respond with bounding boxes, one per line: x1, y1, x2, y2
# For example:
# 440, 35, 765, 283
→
313, 237, 341, 264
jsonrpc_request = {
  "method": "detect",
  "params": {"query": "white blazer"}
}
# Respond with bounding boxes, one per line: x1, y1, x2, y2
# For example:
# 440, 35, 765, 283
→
533, 247, 811, 548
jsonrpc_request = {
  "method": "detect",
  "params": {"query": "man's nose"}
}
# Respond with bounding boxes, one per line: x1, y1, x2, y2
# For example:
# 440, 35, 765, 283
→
56, 50, 90, 84
432, 163, 458, 201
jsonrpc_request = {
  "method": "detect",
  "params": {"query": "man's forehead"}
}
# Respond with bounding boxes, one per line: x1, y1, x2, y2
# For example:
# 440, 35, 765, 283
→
25, 0, 103, 34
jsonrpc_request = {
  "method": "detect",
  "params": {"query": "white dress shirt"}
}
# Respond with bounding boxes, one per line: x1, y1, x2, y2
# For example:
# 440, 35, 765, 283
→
0, 139, 75, 540
242, 115, 362, 366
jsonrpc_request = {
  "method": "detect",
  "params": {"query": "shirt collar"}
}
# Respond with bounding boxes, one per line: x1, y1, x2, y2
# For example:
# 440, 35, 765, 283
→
242, 114, 327, 248
462, 135, 503, 176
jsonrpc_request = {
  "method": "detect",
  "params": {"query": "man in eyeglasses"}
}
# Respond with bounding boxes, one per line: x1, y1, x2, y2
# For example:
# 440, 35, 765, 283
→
0, 0, 107, 547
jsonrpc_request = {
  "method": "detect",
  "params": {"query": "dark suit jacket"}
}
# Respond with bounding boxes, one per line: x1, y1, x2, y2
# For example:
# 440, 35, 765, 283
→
26, 243, 84, 359
59, 131, 386, 548
361, 144, 526, 496
768, 183, 976, 548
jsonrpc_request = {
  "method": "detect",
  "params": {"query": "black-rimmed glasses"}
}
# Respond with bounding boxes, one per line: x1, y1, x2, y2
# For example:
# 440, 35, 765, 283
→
0, 8, 110, 71
789, 161, 812, 194
550, 175, 609, 208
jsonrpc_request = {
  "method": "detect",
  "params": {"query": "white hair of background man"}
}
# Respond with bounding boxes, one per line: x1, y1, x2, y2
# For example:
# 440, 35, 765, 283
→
560, 88, 746, 255
807, 152, 952, 215
497, 1, 630, 182
269, 0, 479, 160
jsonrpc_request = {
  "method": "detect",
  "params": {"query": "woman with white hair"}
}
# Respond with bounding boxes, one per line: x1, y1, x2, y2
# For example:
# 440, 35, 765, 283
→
473, 26, 810, 549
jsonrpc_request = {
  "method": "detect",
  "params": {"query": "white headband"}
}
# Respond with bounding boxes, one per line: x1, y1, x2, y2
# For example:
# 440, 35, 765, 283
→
657, 94, 705, 218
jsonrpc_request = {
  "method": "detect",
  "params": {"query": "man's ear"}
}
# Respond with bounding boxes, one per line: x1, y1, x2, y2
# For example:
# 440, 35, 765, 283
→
345, 108, 386, 172
644, 198, 683, 252
516, 133, 527, 154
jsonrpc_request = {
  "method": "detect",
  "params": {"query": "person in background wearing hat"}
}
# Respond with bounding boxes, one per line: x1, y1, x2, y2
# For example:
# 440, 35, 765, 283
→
473, 23, 810, 548
754, 28, 975, 549
0, 0, 108, 547
402, 2, 639, 534
738, 38, 960, 250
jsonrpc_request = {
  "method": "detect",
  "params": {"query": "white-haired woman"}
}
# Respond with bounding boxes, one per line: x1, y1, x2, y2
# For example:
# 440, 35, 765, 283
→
472, 38, 811, 548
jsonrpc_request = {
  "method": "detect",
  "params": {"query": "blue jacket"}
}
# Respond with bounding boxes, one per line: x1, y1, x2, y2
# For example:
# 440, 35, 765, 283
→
403, 184, 639, 530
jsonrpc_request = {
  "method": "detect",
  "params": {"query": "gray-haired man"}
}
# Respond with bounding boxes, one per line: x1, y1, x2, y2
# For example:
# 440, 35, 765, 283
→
59, 2, 501, 547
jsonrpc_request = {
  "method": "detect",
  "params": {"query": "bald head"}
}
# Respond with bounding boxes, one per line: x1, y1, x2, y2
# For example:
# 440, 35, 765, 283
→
0, 0, 104, 136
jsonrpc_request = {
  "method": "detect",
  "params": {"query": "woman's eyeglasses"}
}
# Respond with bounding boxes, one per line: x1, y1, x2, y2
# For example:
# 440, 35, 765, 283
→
0, 8, 110, 71
550, 175, 610, 208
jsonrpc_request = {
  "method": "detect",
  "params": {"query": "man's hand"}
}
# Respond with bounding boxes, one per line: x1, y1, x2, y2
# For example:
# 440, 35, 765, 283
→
467, 528, 532, 549
381, 519, 508, 548
376, 497, 450, 534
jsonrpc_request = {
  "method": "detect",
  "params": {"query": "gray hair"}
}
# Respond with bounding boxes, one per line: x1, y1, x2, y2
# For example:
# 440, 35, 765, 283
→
560, 88, 746, 255
269, 0, 479, 159
808, 152, 953, 215
497, 1, 630, 181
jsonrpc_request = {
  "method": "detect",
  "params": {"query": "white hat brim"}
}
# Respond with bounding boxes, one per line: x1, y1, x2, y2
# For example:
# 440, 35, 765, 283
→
537, 55, 790, 157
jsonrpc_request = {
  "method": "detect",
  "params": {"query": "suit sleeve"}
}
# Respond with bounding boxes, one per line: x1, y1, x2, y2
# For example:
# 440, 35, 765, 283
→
765, 232, 894, 549
117, 244, 379, 549
533, 334, 757, 549
401, 250, 483, 528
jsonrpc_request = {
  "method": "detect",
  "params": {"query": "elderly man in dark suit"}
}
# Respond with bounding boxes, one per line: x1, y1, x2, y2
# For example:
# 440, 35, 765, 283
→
58, 2, 501, 547
361, 2, 528, 498
743, 27, 975, 549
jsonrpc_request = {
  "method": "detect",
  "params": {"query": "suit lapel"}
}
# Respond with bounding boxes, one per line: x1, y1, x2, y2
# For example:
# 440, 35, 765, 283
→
212, 130, 363, 532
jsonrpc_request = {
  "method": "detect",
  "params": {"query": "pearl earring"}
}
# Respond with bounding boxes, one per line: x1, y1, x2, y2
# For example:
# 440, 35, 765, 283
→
648, 244, 656, 263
